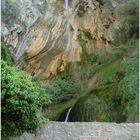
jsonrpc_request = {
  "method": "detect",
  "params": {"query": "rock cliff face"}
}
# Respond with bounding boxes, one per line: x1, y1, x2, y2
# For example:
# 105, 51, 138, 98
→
2, 0, 42, 55
3, 0, 128, 81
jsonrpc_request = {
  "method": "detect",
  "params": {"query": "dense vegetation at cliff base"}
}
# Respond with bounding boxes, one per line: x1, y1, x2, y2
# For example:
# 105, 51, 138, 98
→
1, 43, 51, 139
1, 0, 139, 139
49, 0, 139, 122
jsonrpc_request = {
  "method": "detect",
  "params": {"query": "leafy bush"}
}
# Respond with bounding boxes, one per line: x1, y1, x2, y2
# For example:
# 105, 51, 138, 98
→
99, 39, 138, 85
1, 61, 51, 138
1, 41, 14, 66
120, 55, 139, 121
83, 48, 125, 80
46, 75, 81, 103
84, 64, 101, 80
97, 39, 139, 122
119, 74, 139, 122
88, 70, 138, 123
1, 0, 20, 23
88, 54, 99, 64
114, 0, 139, 45
121, 38, 139, 48
98, 55, 138, 86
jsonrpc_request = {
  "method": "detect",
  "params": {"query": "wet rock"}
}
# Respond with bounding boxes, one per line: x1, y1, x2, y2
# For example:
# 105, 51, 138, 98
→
69, 95, 110, 122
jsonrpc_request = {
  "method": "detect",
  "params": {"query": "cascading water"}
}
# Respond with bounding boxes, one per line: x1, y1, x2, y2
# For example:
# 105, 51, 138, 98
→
65, 0, 71, 50
65, 0, 74, 61
65, 107, 72, 122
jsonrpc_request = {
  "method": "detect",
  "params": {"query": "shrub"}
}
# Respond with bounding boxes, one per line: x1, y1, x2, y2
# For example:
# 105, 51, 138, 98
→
84, 64, 101, 80
1, 41, 14, 66
88, 54, 99, 64
99, 38, 138, 85
114, 0, 139, 45
46, 75, 81, 103
120, 55, 139, 122
1, 61, 51, 138
119, 74, 139, 122
97, 39, 139, 122
69, 94, 110, 122
87, 73, 138, 123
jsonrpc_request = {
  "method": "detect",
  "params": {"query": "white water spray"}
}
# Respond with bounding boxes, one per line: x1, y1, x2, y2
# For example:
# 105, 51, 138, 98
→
65, 108, 72, 122
65, 0, 73, 60
65, 0, 71, 49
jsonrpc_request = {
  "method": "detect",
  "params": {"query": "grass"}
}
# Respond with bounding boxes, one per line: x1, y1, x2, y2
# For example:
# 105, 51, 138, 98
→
44, 38, 139, 122
98, 38, 138, 85
44, 91, 88, 120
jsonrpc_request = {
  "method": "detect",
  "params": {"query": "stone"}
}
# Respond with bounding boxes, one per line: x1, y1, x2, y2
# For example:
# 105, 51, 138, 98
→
10, 122, 139, 140
3, 0, 130, 81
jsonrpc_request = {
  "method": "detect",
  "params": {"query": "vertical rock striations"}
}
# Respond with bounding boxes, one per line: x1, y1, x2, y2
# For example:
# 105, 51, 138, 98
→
2, 0, 129, 81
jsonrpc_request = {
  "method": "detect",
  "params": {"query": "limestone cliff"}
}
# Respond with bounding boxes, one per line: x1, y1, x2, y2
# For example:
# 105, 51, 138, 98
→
2, 0, 129, 81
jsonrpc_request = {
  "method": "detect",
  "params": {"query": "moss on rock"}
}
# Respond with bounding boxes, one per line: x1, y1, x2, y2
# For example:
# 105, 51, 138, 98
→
69, 94, 110, 122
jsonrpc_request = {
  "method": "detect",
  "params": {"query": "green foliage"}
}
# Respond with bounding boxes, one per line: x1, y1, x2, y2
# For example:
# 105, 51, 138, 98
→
1, 61, 51, 138
99, 39, 138, 85
114, 0, 139, 45
48, 38, 138, 123
98, 84, 128, 122
46, 75, 81, 104
97, 39, 139, 122
99, 59, 123, 85
123, 0, 139, 17
1, 41, 14, 66
100, 48, 126, 65
121, 38, 139, 48
84, 75, 138, 123
119, 55, 139, 122
83, 48, 125, 80
84, 64, 101, 80
69, 94, 110, 122
88, 54, 99, 64
1, 0, 20, 23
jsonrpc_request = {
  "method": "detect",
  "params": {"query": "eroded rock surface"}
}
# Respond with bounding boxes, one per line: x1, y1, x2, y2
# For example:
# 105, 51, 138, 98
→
3, 0, 130, 81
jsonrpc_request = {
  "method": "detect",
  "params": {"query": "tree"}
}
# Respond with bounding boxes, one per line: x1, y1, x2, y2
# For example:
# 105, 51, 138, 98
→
1, 60, 51, 138
114, 0, 139, 45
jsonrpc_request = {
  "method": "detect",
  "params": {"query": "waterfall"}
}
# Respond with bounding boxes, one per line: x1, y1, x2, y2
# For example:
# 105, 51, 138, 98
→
65, 0, 71, 50
65, 0, 73, 60
65, 108, 72, 122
